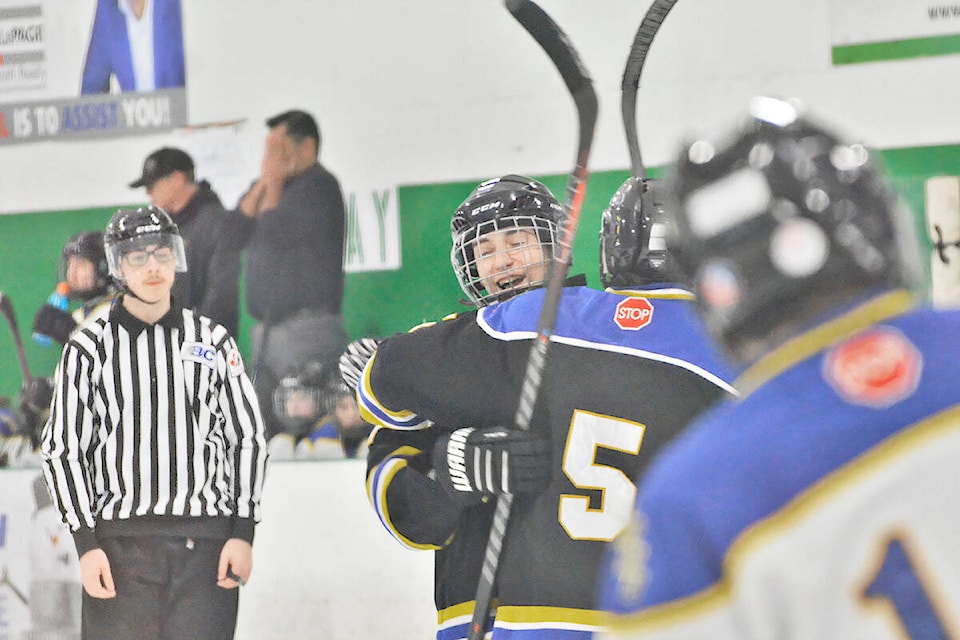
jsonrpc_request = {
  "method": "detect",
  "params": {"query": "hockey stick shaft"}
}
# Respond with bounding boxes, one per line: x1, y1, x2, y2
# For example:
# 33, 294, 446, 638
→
467, 3, 597, 638
0, 292, 34, 385
621, 0, 680, 180
0, 568, 29, 606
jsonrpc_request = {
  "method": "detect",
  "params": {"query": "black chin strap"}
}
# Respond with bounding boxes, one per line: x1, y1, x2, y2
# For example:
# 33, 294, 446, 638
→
116, 281, 164, 306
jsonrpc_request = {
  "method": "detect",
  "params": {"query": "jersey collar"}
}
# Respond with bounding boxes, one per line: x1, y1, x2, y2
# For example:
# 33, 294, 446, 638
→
735, 289, 917, 398
111, 295, 185, 334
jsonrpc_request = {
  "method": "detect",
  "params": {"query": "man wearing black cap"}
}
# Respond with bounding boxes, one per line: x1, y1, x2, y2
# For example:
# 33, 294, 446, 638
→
130, 147, 240, 335
221, 109, 348, 440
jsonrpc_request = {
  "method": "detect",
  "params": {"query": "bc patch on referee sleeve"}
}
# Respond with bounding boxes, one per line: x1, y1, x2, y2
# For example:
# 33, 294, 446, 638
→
182, 342, 217, 369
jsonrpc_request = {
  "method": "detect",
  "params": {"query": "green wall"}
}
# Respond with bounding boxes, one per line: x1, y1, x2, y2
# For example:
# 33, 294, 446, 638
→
0, 149, 954, 408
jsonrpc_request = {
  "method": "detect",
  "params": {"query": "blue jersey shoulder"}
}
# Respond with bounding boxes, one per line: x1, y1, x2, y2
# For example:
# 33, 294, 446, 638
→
479, 286, 737, 386
304, 420, 339, 443
621, 305, 960, 608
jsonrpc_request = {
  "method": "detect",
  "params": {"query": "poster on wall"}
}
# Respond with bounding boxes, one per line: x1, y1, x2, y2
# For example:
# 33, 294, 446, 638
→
167, 120, 254, 211
831, 0, 960, 64
0, 0, 187, 145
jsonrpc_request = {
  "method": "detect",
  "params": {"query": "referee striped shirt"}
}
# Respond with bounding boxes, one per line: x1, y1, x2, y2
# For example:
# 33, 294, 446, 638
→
40, 299, 268, 556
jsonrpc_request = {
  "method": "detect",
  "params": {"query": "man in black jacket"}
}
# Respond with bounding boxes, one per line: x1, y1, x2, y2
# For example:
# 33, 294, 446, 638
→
130, 146, 241, 335
222, 109, 349, 439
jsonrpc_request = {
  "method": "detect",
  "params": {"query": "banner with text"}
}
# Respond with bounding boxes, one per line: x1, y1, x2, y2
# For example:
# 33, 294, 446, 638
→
831, 0, 960, 64
0, 0, 187, 145
343, 186, 402, 272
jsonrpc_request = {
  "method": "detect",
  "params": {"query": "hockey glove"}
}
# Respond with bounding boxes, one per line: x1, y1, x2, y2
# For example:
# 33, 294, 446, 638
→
432, 426, 551, 507
338, 337, 382, 392
33, 303, 77, 345
19, 376, 54, 448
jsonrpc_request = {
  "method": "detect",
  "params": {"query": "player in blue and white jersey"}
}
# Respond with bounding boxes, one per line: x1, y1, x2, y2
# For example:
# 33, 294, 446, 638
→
598, 97, 960, 640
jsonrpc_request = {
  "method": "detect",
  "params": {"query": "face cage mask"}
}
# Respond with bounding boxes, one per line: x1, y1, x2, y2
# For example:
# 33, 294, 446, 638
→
273, 382, 325, 434
451, 215, 562, 307
106, 232, 187, 280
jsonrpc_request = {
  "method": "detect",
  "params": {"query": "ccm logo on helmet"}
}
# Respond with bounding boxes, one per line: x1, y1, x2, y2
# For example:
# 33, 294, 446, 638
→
614, 297, 654, 330
471, 202, 500, 215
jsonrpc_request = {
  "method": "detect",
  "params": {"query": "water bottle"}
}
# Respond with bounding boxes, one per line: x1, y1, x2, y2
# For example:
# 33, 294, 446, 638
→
33, 281, 70, 346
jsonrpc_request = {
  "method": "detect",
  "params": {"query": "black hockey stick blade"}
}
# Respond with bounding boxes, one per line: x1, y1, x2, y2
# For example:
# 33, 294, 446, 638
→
467, 3, 598, 639
0, 292, 34, 385
622, 0, 680, 180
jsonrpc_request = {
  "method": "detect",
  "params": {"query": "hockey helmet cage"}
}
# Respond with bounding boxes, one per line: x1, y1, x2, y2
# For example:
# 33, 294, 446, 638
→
273, 360, 327, 435
322, 373, 355, 416
450, 174, 565, 306
667, 96, 922, 364
599, 176, 688, 290
104, 206, 187, 279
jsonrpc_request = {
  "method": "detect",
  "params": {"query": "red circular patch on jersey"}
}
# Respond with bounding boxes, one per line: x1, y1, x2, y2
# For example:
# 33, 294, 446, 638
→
823, 327, 922, 408
614, 297, 654, 331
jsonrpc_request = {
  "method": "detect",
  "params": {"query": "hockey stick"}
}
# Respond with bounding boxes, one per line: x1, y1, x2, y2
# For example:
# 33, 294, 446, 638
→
622, 0, 680, 180
0, 292, 34, 385
466, 2, 597, 638
0, 567, 29, 606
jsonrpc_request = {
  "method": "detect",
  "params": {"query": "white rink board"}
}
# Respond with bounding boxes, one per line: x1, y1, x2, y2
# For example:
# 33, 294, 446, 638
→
236, 459, 436, 640
0, 461, 437, 640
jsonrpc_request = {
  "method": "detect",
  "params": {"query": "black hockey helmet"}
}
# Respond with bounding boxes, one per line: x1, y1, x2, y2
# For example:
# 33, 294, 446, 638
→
667, 96, 922, 364
599, 176, 688, 290
104, 206, 187, 279
322, 370, 371, 440
273, 360, 327, 436
322, 373, 354, 415
450, 174, 565, 306
59, 230, 110, 299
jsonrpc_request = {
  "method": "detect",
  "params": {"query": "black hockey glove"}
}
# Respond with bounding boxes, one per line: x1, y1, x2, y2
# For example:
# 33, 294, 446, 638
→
19, 376, 54, 448
33, 303, 77, 345
338, 337, 382, 392
432, 426, 551, 507
20, 376, 53, 415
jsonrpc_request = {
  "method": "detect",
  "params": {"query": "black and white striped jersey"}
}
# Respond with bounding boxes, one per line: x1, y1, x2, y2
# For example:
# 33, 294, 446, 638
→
40, 299, 268, 556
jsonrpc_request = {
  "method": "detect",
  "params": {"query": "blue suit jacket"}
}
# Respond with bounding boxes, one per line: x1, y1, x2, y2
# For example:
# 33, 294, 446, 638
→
81, 0, 185, 94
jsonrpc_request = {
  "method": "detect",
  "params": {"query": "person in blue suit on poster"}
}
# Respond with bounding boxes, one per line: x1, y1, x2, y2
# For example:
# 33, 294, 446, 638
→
597, 96, 960, 639
81, 0, 185, 95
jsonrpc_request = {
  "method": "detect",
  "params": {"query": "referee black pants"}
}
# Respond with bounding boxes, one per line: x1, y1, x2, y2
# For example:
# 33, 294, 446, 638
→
82, 536, 239, 640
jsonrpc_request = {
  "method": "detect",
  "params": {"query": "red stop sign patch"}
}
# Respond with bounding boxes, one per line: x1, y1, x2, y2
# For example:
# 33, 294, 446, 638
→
823, 327, 922, 408
614, 297, 654, 330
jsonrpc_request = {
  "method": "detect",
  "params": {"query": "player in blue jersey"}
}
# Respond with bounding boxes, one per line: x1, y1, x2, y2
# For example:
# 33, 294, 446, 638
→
345, 174, 735, 639
597, 96, 960, 639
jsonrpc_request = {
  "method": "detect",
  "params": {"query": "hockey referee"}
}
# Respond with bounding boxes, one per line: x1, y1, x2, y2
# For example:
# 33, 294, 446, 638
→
40, 206, 268, 640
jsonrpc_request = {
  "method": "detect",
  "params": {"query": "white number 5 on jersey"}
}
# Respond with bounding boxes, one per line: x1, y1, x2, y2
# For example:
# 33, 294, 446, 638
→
559, 410, 645, 541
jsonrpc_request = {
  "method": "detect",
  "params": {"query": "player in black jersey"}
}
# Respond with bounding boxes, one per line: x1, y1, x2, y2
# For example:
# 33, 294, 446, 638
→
346, 175, 735, 640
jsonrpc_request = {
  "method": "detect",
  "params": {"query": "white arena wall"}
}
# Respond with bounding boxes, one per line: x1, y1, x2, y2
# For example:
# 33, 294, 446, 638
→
4, 0, 960, 214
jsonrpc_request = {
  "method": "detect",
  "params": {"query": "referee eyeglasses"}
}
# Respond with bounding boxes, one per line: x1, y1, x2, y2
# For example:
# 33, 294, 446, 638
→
123, 246, 176, 267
